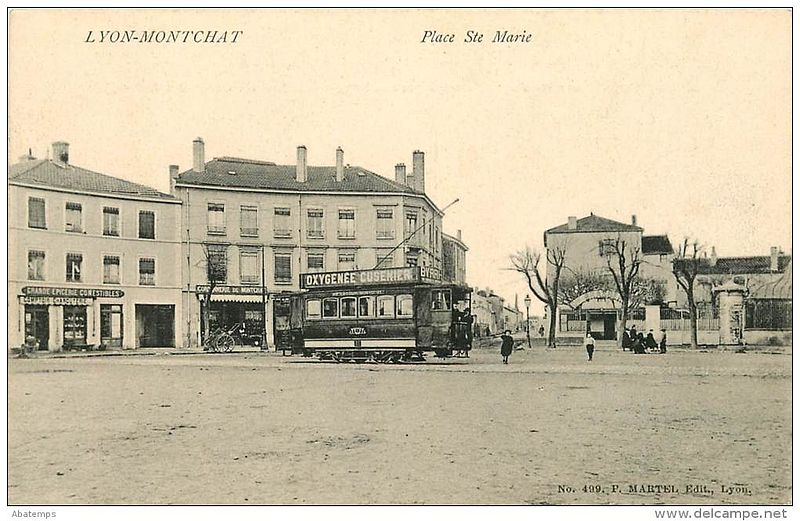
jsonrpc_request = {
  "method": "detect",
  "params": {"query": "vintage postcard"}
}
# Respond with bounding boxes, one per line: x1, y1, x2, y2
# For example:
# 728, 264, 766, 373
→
6, 7, 793, 518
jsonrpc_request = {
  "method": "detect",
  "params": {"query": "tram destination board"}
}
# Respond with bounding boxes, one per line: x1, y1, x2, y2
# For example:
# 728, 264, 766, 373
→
300, 266, 442, 290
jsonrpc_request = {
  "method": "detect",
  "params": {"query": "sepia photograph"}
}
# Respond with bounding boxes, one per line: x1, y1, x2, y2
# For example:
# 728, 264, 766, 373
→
5, 6, 793, 519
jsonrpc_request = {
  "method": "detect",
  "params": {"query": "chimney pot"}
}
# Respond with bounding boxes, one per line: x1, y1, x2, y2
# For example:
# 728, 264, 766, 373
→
567, 216, 577, 230
52, 141, 69, 166
412, 150, 425, 193
631, 214, 638, 227
296, 145, 307, 182
192, 137, 205, 173
335, 147, 344, 182
709, 246, 717, 267
770, 246, 779, 272
394, 163, 406, 185
457, 229, 462, 241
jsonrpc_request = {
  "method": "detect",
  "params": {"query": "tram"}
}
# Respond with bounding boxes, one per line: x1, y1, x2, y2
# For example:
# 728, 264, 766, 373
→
274, 266, 472, 362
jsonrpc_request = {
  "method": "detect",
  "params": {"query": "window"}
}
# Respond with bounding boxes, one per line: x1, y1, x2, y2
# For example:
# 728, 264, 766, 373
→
274, 208, 291, 238
338, 251, 356, 271
103, 207, 120, 236
207, 203, 226, 235
358, 296, 374, 318
322, 298, 339, 318
338, 209, 355, 239
274, 252, 292, 284
28, 197, 46, 229
240, 206, 258, 237
376, 249, 394, 269
341, 297, 357, 318
307, 252, 325, 273
306, 299, 321, 319
240, 249, 259, 284
377, 295, 395, 318
138, 211, 155, 239
307, 209, 324, 239
598, 239, 615, 257
206, 245, 227, 283
139, 258, 155, 286
406, 254, 418, 268
405, 211, 418, 238
103, 255, 121, 284
65, 202, 83, 233
66, 253, 82, 282
27, 250, 45, 281
396, 294, 414, 318
376, 208, 394, 239
432, 289, 452, 311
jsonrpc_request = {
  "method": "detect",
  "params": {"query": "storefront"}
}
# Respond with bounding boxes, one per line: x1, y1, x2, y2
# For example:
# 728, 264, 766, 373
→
135, 304, 176, 347
196, 285, 266, 346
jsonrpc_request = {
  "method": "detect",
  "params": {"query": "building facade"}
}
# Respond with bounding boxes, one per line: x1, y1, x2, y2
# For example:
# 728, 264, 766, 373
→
9, 142, 183, 352
442, 230, 468, 285
173, 138, 454, 348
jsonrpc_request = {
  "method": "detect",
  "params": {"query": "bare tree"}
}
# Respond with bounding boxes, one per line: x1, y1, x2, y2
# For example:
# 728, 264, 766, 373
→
510, 244, 567, 348
672, 238, 703, 349
558, 269, 610, 309
602, 235, 644, 347
199, 243, 228, 347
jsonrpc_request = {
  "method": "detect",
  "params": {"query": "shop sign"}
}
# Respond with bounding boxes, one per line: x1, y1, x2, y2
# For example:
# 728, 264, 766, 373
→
195, 285, 265, 295
22, 296, 92, 306
420, 266, 442, 283
21, 286, 124, 298
301, 266, 442, 290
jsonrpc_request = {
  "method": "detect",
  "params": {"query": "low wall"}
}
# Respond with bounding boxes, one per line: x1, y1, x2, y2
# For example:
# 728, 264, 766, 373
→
743, 330, 792, 348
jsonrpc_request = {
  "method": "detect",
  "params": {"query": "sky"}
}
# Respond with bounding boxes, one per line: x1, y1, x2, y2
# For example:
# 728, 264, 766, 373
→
8, 9, 792, 314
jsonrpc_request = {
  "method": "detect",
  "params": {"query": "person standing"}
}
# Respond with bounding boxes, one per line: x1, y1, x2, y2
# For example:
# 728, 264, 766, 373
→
585, 332, 596, 361
659, 329, 667, 354
500, 330, 514, 364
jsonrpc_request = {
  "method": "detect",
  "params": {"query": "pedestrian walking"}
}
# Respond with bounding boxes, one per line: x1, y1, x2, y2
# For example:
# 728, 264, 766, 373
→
538, 325, 545, 337
500, 330, 514, 364
585, 332, 595, 361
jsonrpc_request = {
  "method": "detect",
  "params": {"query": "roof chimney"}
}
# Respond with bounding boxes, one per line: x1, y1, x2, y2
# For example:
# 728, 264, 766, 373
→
412, 150, 425, 193
335, 147, 344, 182
192, 137, 205, 172
169, 164, 180, 194
395, 163, 406, 185
457, 229, 462, 242
567, 216, 577, 230
296, 145, 307, 182
18, 148, 35, 162
709, 246, 717, 267
631, 214, 638, 227
770, 246, 779, 272
52, 141, 69, 166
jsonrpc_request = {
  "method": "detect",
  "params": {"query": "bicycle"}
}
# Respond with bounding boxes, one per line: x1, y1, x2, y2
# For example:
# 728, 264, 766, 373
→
203, 322, 246, 353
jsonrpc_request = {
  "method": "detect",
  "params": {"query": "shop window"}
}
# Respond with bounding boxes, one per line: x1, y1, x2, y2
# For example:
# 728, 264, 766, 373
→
63, 306, 87, 345
28, 197, 46, 229
307, 209, 324, 239
103, 255, 121, 284
358, 296, 374, 318
27, 250, 45, 281
207, 203, 226, 235
306, 299, 321, 319
307, 252, 325, 273
322, 298, 339, 318
338, 251, 356, 271
338, 209, 355, 239
377, 295, 395, 318
138, 210, 155, 239
274, 253, 292, 284
341, 297, 357, 318
240, 249, 259, 284
240, 205, 258, 237
103, 207, 120, 236
139, 258, 156, 286
397, 294, 414, 317
376, 208, 394, 239
65, 202, 83, 233
206, 245, 227, 283
66, 253, 82, 282
431, 289, 452, 311
274, 208, 291, 238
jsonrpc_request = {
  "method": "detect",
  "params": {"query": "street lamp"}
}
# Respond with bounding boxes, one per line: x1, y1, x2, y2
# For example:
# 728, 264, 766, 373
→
524, 294, 532, 349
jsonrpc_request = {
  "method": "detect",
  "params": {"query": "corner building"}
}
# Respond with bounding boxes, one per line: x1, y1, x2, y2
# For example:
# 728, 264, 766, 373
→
173, 138, 455, 348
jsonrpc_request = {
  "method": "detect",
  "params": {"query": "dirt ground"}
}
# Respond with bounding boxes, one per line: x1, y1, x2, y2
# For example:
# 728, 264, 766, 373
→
7, 344, 792, 505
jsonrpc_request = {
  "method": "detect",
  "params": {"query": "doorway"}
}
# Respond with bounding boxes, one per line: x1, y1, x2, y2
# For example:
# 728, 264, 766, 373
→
135, 304, 175, 347
24, 305, 49, 351
100, 304, 123, 348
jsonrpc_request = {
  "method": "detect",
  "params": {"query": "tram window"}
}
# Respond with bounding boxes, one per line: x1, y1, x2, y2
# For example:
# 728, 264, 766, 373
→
341, 297, 357, 318
431, 289, 452, 311
306, 299, 321, 319
358, 296, 374, 318
396, 294, 414, 318
322, 298, 339, 319
377, 295, 395, 318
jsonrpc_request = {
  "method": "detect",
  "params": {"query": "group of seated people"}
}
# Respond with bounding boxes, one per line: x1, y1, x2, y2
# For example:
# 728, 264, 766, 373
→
622, 326, 667, 354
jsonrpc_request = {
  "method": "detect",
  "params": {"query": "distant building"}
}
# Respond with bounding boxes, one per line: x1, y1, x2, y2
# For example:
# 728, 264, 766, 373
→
471, 288, 519, 336
442, 230, 468, 285
9, 142, 183, 352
